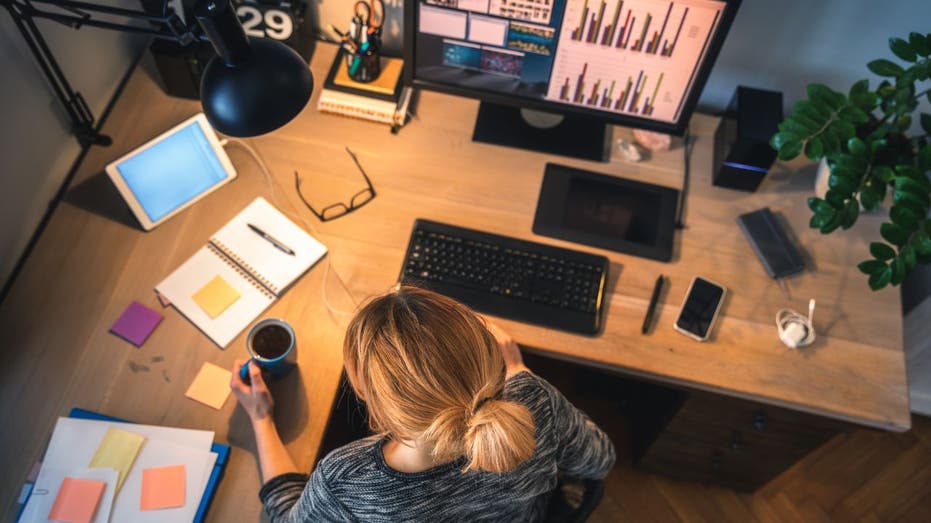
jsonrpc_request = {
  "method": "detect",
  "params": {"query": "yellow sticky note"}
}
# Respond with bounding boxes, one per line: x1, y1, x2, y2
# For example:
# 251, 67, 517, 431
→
88, 428, 146, 493
192, 275, 240, 318
185, 362, 232, 409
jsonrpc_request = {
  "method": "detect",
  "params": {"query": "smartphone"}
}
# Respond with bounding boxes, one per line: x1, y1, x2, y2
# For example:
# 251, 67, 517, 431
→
674, 276, 727, 341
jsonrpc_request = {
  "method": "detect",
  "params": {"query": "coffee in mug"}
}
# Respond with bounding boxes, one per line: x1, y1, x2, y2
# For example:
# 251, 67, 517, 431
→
239, 318, 297, 383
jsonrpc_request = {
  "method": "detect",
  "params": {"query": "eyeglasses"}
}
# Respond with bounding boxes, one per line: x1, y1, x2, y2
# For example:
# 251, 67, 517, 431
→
294, 147, 376, 222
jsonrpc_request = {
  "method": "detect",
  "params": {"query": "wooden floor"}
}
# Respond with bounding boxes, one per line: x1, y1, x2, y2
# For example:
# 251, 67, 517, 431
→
529, 355, 931, 523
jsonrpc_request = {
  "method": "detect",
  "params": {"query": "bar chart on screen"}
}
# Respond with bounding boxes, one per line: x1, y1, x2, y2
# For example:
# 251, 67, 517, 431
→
547, 0, 724, 122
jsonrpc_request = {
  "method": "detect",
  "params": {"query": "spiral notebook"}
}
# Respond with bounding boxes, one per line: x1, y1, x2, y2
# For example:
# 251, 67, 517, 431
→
155, 197, 326, 348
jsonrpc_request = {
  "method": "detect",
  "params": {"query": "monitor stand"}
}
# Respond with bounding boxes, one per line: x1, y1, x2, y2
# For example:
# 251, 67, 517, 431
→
472, 102, 608, 162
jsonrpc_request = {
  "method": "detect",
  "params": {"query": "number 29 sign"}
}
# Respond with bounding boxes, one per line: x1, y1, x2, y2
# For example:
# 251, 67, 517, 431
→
233, 0, 316, 61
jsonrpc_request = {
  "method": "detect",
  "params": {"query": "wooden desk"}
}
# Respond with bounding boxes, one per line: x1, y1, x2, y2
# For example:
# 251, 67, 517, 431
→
0, 43, 910, 519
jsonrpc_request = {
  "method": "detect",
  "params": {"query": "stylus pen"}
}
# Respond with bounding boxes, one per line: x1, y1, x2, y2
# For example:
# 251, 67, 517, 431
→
641, 275, 665, 334
248, 223, 295, 256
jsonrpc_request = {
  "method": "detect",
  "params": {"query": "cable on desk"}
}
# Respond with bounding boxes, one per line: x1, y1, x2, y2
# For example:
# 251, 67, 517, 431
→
224, 138, 358, 318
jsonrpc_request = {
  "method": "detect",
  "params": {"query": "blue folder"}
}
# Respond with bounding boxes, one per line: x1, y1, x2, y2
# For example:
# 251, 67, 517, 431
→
16, 408, 230, 523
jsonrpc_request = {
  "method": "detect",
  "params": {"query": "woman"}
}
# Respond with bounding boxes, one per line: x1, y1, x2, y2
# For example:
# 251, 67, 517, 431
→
231, 286, 615, 522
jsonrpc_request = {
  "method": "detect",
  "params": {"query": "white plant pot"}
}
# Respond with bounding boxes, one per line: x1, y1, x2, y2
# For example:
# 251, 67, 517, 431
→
814, 158, 830, 200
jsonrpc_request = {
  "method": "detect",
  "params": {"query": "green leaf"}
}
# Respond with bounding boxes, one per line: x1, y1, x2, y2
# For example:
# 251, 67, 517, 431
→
916, 232, 931, 256
889, 37, 917, 62
778, 119, 813, 136
805, 137, 825, 160
903, 245, 917, 270
828, 174, 856, 194
868, 265, 893, 290
841, 198, 859, 229
890, 204, 921, 230
850, 91, 880, 110
794, 100, 830, 122
809, 213, 826, 229
858, 259, 887, 274
849, 79, 870, 97
838, 106, 869, 125
870, 242, 896, 260
832, 119, 857, 141
771, 132, 800, 150
890, 257, 906, 286
868, 59, 905, 77
910, 32, 930, 56
893, 186, 931, 209
921, 113, 931, 135
881, 222, 909, 246
820, 212, 843, 234
860, 187, 881, 211
894, 176, 930, 194
874, 165, 895, 183
896, 114, 912, 131
918, 144, 931, 172
777, 140, 803, 161
809, 197, 835, 215
847, 137, 867, 159
807, 84, 845, 110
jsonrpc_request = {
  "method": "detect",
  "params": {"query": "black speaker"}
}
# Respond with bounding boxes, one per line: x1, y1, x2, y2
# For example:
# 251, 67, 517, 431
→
712, 86, 783, 192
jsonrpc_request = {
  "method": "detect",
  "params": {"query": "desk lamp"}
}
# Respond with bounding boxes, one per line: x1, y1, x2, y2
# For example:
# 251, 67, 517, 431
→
2, 0, 313, 144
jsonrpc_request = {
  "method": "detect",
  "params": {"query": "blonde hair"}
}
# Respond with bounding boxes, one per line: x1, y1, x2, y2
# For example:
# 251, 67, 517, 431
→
343, 286, 535, 473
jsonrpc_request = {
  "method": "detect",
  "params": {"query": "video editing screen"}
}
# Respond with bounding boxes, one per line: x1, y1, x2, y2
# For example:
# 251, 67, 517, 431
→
414, 0, 728, 124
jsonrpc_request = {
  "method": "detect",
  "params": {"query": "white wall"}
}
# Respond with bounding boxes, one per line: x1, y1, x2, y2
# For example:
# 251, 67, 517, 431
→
0, 2, 147, 287
699, 0, 931, 112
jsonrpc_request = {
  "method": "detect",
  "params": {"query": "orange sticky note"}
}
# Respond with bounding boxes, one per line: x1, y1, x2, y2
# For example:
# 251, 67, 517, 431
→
184, 362, 232, 409
192, 275, 240, 318
48, 477, 105, 523
140, 464, 186, 511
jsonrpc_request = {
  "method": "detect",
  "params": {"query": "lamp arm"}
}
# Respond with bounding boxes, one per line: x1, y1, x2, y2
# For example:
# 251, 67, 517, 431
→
1, 0, 209, 147
7, 0, 202, 43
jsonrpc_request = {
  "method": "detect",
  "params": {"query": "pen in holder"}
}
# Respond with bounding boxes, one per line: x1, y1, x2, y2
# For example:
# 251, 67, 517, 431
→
338, 0, 385, 83
346, 31, 381, 83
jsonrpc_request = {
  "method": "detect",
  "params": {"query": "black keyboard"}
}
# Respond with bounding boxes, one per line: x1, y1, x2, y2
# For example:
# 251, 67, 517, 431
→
399, 219, 609, 334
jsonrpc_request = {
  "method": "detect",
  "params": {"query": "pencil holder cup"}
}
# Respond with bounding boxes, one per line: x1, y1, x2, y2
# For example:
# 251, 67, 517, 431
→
348, 48, 381, 83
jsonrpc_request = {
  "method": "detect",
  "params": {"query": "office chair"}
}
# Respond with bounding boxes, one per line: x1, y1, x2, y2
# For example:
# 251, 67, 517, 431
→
545, 477, 605, 523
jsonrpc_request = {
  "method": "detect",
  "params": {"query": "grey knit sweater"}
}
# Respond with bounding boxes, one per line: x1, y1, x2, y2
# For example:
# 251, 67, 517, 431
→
259, 371, 616, 522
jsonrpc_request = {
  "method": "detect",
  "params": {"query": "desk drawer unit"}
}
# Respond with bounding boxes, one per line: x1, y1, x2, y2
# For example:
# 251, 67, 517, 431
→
634, 392, 847, 491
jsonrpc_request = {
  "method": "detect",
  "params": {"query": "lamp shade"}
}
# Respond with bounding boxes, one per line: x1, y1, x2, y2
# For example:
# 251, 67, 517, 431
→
194, 0, 313, 137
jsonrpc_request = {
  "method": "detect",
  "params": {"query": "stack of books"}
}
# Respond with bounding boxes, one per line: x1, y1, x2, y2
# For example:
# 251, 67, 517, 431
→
316, 50, 412, 130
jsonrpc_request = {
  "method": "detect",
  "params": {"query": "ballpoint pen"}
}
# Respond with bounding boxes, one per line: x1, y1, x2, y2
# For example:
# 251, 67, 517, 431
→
247, 223, 295, 256
641, 275, 665, 334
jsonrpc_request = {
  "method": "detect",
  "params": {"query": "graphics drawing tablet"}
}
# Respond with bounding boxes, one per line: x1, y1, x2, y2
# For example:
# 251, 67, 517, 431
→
533, 163, 679, 262
106, 113, 237, 231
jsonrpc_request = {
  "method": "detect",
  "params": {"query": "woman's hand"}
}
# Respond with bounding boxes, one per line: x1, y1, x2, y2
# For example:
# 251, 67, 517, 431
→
230, 359, 275, 423
484, 320, 530, 378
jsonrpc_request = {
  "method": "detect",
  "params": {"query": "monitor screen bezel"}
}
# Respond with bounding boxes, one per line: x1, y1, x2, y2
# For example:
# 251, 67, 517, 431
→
403, 0, 741, 136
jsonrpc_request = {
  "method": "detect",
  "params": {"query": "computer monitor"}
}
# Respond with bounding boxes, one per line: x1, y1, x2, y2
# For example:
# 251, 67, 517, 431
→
404, 0, 740, 161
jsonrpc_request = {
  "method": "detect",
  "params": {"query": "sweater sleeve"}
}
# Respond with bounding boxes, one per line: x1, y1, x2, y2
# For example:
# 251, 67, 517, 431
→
259, 468, 355, 523
525, 372, 616, 479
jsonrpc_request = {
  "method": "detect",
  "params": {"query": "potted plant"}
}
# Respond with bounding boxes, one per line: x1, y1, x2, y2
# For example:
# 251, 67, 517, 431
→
770, 32, 931, 290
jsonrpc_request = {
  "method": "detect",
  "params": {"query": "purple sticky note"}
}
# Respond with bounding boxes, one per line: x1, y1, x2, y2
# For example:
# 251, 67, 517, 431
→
110, 301, 163, 347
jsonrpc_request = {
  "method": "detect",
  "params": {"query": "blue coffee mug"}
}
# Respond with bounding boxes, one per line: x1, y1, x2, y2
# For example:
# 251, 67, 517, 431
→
239, 319, 297, 384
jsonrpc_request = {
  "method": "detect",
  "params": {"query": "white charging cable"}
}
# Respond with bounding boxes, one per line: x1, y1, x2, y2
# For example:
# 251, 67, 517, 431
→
776, 299, 816, 349
223, 138, 358, 318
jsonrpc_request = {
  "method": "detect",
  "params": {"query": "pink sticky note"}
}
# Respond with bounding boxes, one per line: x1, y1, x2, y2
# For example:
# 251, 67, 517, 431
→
48, 477, 106, 523
140, 464, 186, 511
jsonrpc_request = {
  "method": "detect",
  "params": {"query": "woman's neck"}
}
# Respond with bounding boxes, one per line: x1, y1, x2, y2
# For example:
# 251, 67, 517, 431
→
383, 438, 441, 473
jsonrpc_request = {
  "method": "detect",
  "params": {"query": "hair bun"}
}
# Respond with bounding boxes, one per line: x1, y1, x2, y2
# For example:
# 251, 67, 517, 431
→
463, 399, 535, 473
